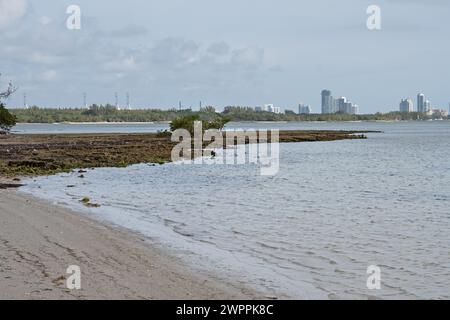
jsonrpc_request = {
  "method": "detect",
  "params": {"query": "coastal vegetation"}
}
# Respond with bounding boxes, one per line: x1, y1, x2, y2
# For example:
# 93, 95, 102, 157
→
9, 105, 445, 124
0, 130, 375, 177
0, 77, 17, 134
170, 114, 230, 134
0, 104, 16, 134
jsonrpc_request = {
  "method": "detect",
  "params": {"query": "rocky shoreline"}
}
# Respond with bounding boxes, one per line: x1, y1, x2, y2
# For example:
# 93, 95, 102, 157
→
0, 130, 376, 177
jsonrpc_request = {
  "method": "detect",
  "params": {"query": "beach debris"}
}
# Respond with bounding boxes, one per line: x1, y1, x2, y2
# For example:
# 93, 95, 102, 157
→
0, 183, 24, 189
80, 197, 101, 208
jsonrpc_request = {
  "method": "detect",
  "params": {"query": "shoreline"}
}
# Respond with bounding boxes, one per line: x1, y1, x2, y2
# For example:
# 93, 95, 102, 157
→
0, 130, 374, 177
0, 129, 377, 300
0, 184, 261, 300
14, 119, 450, 125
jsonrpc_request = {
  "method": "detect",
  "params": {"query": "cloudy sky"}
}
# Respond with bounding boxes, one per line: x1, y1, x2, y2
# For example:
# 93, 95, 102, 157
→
0, 0, 449, 112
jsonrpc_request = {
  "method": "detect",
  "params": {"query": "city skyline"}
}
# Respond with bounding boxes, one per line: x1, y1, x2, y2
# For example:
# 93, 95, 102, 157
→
13, 88, 450, 115
321, 89, 359, 115
399, 92, 448, 117
1, 0, 450, 112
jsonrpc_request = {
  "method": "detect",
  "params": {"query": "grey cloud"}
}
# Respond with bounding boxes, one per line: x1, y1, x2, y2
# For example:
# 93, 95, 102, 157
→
1, 13, 275, 107
0, 0, 28, 30
151, 38, 200, 66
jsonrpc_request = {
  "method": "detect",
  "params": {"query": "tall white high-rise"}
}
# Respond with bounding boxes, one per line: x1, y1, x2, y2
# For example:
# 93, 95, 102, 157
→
417, 93, 425, 113
336, 97, 347, 113
400, 98, 414, 113
425, 100, 432, 114
321, 90, 333, 114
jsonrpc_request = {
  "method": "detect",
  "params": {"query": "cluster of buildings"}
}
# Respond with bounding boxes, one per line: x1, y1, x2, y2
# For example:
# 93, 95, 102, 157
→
298, 103, 312, 114
253, 90, 360, 115
254, 104, 282, 114
254, 103, 312, 115
321, 90, 359, 115
253, 91, 448, 117
399, 93, 448, 118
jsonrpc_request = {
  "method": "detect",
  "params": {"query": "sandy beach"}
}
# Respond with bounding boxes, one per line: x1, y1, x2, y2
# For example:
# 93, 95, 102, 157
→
0, 183, 258, 300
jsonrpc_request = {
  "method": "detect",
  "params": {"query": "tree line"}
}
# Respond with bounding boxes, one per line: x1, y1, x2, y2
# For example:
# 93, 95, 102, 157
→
8, 105, 445, 124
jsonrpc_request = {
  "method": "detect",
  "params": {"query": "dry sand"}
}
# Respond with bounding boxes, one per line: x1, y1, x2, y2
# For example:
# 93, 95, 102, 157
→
0, 182, 259, 300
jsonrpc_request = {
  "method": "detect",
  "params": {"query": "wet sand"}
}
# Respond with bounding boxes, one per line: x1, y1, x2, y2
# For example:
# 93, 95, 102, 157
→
0, 183, 259, 300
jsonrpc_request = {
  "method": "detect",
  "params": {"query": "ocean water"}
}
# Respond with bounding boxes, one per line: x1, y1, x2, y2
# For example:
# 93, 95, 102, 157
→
20, 121, 450, 299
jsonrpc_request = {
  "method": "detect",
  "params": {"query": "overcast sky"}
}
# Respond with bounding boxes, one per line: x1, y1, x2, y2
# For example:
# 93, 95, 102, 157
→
1, 0, 449, 112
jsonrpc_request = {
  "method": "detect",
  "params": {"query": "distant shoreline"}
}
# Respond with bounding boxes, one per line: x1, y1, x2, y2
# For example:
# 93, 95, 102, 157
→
11, 106, 446, 123
15, 119, 448, 125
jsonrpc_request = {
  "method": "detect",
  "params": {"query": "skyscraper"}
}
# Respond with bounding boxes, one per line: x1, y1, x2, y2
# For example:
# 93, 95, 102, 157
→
336, 97, 347, 113
425, 100, 432, 114
417, 93, 425, 113
400, 98, 414, 113
321, 90, 333, 114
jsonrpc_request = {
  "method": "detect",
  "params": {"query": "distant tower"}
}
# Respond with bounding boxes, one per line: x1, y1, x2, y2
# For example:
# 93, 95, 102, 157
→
179, 101, 182, 111
400, 98, 414, 113
199, 101, 202, 110
417, 93, 425, 113
23, 93, 28, 109
321, 89, 333, 114
115, 92, 120, 110
126, 92, 131, 110
83, 92, 87, 109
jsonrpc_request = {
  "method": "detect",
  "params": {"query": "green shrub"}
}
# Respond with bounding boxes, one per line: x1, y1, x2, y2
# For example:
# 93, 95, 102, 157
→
170, 115, 230, 134
0, 103, 17, 134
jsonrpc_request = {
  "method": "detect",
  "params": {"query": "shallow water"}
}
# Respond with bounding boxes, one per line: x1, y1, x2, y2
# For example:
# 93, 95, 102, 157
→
21, 121, 450, 299
13, 120, 422, 134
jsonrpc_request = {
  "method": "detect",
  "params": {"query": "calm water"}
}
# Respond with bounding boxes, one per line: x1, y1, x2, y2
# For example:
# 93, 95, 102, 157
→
21, 121, 450, 299
12, 121, 423, 134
